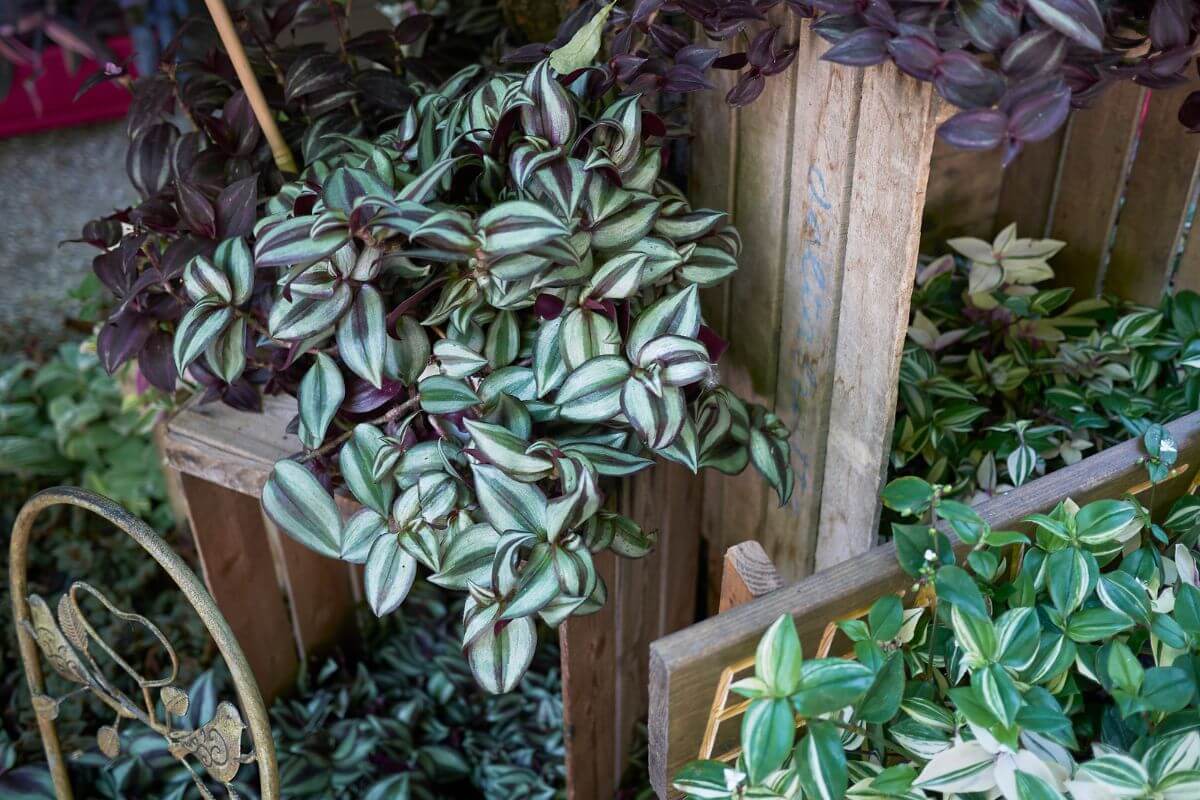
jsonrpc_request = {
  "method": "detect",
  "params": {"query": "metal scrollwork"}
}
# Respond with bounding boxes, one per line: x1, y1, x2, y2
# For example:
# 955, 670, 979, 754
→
9, 487, 278, 800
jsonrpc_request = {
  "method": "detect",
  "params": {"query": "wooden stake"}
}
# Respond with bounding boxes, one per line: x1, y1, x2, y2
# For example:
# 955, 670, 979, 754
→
202, 0, 298, 174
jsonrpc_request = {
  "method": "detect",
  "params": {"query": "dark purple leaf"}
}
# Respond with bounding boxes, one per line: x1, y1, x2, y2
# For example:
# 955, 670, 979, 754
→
955, 0, 1021, 53
395, 13, 433, 44
1025, 0, 1104, 52
726, 73, 765, 106
699, 324, 729, 362
344, 377, 404, 414
223, 91, 261, 157
935, 51, 1005, 109
536, 293, 566, 319
663, 64, 713, 92
216, 177, 258, 240
1001, 28, 1067, 80
126, 122, 179, 199
713, 52, 749, 70
822, 27, 891, 67
357, 70, 417, 111
937, 108, 1008, 150
140, 330, 178, 392
1179, 90, 1200, 132
175, 180, 217, 239
285, 53, 351, 103
1007, 80, 1071, 142
1150, 0, 1192, 51
97, 311, 154, 374
888, 34, 941, 81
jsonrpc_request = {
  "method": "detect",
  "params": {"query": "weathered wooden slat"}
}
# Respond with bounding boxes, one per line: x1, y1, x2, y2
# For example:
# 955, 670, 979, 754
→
710, 12, 800, 585
993, 127, 1067, 239
176, 472, 299, 702
719, 541, 784, 613
1048, 82, 1146, 295
764, 21, 862, 581
814, 62, 938, 571
1175, 224, 1200, 294
923, 139, 1005, 243
648, 409, 1200, 797
561, 551, 619, 800
1104, 85, 1200, 305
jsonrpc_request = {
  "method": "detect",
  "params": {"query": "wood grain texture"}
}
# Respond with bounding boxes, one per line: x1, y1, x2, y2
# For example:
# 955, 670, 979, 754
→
764, 22, 862, 581
815, 63, 938, 571
923, 140, 1005, 243
649, 409, 1200, 797
1105, 85, 1200, 305
177, 472, 299, 702
719, 541, 784, 613
561, 550, 619, 800
1176, 222, 1200, 294
1048, 82, 1146, 296
994, 127, 1067, 239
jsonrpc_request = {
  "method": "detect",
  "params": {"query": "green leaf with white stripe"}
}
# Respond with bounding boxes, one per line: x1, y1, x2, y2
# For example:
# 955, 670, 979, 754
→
951, 604, 997, 666
184, 254, 232, 304
419, 375, 481, 414
740, 697, 794, 784
791, 659, 874, 717
254, 215, 349, 268
204, 316, 246, 384
336, 285, 387, 388
430, 523, 499, 591
465, 610, 536, 694
1007, 443, 1037, 486
464, 418, 554, 482
340, 424, 395, 515
485, 310, 521, 368
555, 355, 630, 422
173, 297, 232, 374
341, 508, 388, 564
473, 463, 547, 536
364, 533, 417, 616
268, 281, 352, 340
1047, 546, 1097, 615
795, 721, 848, 800
625, 284, 701, 362
262, 460, 342, 559
915, 741, 995, 793
298, 352, 344, 450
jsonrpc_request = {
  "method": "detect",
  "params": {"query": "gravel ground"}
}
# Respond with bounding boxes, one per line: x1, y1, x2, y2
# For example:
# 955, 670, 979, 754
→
0, 121, 134, 347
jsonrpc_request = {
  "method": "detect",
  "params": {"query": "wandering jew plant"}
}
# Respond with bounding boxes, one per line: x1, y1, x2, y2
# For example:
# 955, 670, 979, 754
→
152, 48, 792, 690
677, 436, 1200, 800
892, 224, 1200, 503
519, 0, 1199, 163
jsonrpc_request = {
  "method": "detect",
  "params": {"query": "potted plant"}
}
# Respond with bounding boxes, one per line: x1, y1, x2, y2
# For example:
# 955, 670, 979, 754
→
675, 448, 1200, 799
84, 2, 795, 692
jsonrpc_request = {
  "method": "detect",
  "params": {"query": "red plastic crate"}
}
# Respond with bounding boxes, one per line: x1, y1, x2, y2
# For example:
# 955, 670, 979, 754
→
0, 35, 134, 139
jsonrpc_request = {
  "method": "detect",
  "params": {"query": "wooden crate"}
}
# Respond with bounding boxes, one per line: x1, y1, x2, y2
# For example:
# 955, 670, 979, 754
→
158, 394, 699, 800
648, 409, 1200, 796
690, 20, 1200, 592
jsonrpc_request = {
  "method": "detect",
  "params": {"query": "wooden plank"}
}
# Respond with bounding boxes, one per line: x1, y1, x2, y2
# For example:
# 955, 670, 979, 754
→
648, 409, 1200, 796
1176, 221, 1200, 294
690, 33, 739, 613
814, 63, 938, 571
709, 11, 800, 585
1048, 81, 1146, 296
719, 541, 784, 613
994, 127, 1067, 239
923, 140, 1005, 243
261, 514, 357, 657
176, 472, 299, 702
1105, 85, 1200, 305
161, 394, 298, 497
561, 550, 619, 800
763, 21, 862, 582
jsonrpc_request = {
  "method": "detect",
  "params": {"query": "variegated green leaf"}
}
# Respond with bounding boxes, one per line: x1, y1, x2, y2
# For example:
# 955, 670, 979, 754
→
555, 355, 630, 422
204, 316, 246, 384
298, 352, 344, 450
254, 215, 349, 268
336, 285, 387, 389
262, 460, 342, 559
465, 609, 536, 694
173, 297, 232, 374
340, 424, 395, 515
626, 284, 701, 361
268, 281, 352, 340
364, 533, 417, 616
419, 375, 481, 414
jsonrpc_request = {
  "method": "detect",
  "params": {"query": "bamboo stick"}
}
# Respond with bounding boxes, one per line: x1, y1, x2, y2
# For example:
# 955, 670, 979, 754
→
202, 0, 298, 174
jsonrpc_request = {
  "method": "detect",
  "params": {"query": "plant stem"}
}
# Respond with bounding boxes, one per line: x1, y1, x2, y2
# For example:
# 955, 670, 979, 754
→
297, 395, 421, 463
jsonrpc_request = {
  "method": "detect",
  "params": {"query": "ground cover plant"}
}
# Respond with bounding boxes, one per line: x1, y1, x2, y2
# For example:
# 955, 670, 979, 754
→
87, 4, 794, 693
891, 224, 1200, 503
676, 433, 1200, 800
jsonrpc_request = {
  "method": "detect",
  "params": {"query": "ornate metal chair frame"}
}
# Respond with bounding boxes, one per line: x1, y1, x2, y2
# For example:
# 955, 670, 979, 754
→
9, 486, 279, 799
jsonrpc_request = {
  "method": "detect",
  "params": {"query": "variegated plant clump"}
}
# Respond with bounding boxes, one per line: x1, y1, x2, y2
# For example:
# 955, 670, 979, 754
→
172, 59, 793, 692
893, 223, 1200, 503
676, 445, 1200, 800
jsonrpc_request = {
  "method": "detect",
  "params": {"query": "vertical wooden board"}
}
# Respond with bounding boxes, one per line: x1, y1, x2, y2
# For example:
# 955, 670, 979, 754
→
923, 140, 1005, 243
994, 126, 1067, 238
815, 63, 937, 571
560, 550, 619, 800
261, 515, 357, 658
719, 541, 784, 613
1048, 81, 1146, 295
1175, 222, 1200, 294
656, 463, 703, 636
763, 23, 862, 582
689, 36, 739, 611
712, 13, 800, 580
177, 473, 299, 702
1105, 86, 1200, 305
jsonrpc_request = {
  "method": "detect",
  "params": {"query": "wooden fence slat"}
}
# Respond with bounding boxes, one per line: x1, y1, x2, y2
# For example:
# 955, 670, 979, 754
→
709, 12, 800, 588
764, 22, 862, 582
719, 541, 784, 613
561, 551, 619, 799
1176, 222, 1200, 294
649, 410, 1200, 797
1104, 85, 1200, 305
1048, 81, 1146, 295
993, 127, 1067, 239
923, 140, 1005, 243
814, 63, 938, 571
176, 472, 299, 702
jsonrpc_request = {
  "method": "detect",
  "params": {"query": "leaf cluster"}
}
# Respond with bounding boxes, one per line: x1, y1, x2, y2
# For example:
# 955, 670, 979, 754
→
892, 224, 1200, 504
677, 459, 1200, 800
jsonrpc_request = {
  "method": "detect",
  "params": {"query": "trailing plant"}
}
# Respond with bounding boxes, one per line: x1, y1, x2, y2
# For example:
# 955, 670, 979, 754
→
516, 0, 1199, 162
31, 584, 565, 800
675, 441, 1200, 800
81, 0, 503, 405
892, 224, 1200, 503
246, 54, 792, 693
